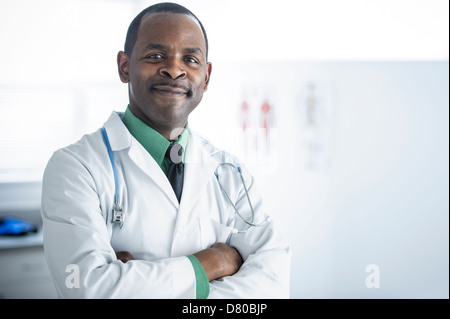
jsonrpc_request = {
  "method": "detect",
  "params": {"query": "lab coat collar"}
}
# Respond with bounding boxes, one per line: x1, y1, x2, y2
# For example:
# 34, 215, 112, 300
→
103, 112, 132, 151
102, 112, 219, 210
103, 111, 179, 207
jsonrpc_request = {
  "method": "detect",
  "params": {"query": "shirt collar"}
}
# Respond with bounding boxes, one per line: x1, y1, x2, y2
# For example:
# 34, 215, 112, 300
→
121, 105, 189, 166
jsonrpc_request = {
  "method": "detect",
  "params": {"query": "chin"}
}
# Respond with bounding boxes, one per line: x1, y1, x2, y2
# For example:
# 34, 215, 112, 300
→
158, 108, 189, 125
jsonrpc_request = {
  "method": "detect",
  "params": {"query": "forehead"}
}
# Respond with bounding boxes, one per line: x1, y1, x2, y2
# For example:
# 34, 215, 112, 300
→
136, 12, 205, 51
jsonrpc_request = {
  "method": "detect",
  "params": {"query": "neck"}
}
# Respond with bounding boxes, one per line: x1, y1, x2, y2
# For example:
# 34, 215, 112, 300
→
145, 121, 187, 141
128, 105, 187, 141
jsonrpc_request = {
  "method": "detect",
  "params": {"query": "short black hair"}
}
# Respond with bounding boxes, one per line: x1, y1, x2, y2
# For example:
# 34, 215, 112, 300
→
124, 2, 209, 60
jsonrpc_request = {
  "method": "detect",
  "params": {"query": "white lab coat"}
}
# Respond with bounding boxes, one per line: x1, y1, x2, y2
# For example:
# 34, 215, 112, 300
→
41, 112, 291, 299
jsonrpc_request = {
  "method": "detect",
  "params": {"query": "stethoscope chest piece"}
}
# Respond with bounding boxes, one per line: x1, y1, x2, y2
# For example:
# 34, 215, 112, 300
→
112, 204, 125, 229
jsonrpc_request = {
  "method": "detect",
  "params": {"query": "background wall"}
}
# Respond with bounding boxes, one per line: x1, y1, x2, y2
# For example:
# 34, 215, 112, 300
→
0, 0, 448, 298
199, 60, 449, 298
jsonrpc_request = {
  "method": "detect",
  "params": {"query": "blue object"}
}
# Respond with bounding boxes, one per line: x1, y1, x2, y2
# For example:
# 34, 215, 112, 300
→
0, 217, 37, 236
101, 127, 120, 209
101, 126, 125, 229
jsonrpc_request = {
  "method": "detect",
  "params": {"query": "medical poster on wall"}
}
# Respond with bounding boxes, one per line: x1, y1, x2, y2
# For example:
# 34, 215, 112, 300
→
296, 80, 334, 172
238, 86, 279, 175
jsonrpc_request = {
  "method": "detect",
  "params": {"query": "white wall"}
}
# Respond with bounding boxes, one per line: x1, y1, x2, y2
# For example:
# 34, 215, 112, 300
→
195, 60, 449, 298
171, 0, 449, 61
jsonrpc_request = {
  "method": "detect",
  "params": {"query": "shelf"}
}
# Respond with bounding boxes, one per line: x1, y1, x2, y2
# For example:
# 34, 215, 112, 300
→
0, 228, 44, 250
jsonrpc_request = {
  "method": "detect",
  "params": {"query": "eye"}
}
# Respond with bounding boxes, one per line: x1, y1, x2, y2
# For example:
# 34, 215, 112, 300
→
184, 56, 199, 64
146, 53, 164, 61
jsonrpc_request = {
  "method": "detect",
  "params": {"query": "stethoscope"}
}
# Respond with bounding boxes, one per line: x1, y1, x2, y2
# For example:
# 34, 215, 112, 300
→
213, 162, 270, 232
101, 126, 270, 232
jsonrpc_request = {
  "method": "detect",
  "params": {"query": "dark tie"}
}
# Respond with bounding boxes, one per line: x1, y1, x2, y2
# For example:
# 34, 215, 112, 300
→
166, 143, 184, 202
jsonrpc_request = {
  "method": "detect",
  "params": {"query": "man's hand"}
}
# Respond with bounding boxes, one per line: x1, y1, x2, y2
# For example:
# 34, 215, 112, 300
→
116, 251, 134, 263
115, 243, 243, 282
193, 243, 243, 282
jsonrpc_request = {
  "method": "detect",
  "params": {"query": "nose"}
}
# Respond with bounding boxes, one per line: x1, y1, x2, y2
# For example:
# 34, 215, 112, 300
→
159, 56, 186, 80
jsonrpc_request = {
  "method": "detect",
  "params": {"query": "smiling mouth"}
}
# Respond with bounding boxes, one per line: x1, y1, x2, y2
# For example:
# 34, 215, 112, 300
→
152, 85, 188, 97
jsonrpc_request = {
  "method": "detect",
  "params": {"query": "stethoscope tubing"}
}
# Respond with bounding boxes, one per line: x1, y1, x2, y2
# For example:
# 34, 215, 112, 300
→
214, 163, 270, 233
101, 126, 270, 232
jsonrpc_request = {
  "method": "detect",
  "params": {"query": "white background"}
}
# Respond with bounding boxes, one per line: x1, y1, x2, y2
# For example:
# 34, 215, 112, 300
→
0, 0, 448, 298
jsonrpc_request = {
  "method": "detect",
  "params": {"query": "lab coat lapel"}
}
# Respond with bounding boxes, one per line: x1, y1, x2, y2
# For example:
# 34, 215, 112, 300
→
178, 132, 217, 215
104, 112, 179, 208
128, 142, 179, 207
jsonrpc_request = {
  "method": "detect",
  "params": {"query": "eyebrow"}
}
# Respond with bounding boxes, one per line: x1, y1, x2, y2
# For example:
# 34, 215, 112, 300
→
141, 43, 204, 57
183, 47, 204, 57
141, 43, 168, 54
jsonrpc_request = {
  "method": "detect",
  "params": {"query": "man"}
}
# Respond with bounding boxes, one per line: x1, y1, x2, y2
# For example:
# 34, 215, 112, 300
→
41, 2, 290, 298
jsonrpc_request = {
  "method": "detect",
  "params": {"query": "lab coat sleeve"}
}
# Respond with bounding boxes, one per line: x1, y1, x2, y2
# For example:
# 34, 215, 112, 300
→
207, 167, 292, 299
41, 149, 196, 298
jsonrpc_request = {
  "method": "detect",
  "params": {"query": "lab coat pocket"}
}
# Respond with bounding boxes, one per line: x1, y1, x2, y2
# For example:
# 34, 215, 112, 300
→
198, 217, 238, 249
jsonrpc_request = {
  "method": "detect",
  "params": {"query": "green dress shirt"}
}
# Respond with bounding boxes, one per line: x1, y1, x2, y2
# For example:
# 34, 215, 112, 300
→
121, 105, 209, 299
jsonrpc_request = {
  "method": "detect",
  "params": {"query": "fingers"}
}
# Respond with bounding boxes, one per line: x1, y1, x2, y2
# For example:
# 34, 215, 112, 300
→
115, 251, 135, 263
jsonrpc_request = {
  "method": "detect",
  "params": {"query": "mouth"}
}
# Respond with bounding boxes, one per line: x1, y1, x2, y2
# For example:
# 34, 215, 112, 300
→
152, 85, 189, 97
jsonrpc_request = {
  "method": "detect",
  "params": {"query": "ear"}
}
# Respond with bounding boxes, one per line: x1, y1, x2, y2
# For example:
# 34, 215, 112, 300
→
117, 51, 130, 83
203, 62, 212, 92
